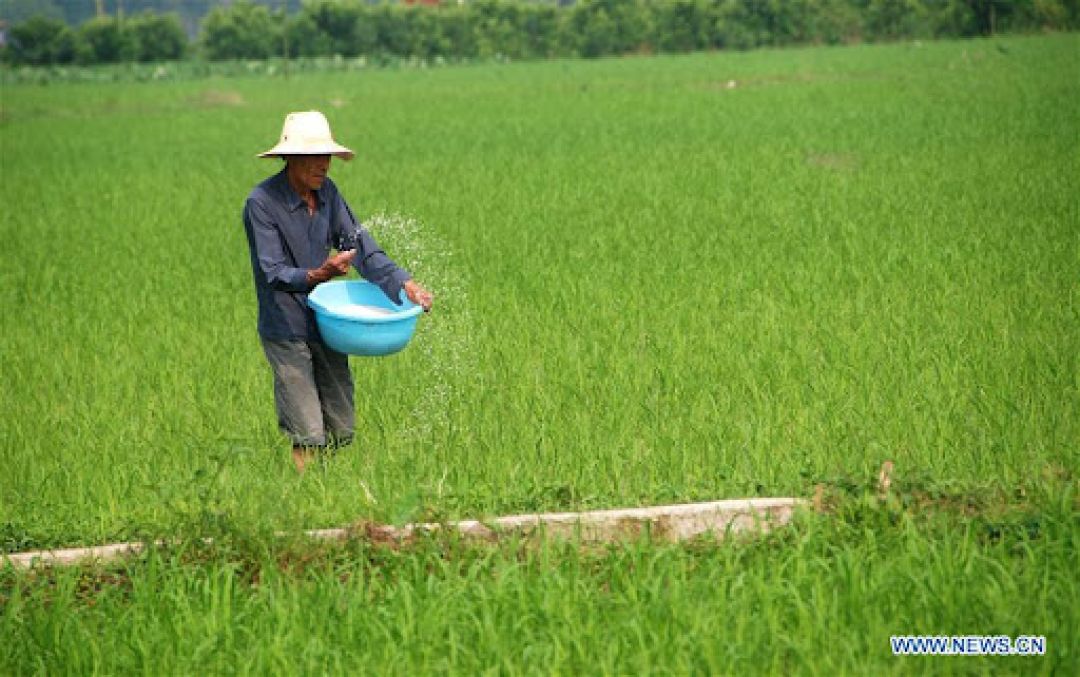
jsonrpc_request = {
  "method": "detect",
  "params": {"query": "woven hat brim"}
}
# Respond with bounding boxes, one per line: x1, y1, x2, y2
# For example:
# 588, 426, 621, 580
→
258, 142, 354, 161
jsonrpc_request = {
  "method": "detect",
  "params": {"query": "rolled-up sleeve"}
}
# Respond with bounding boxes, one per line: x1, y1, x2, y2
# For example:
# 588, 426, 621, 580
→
244, 197, 309, 292
332, 194, 412, 304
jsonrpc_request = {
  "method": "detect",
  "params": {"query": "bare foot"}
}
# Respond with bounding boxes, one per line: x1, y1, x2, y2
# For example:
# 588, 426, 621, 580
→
292, 447, 315, 473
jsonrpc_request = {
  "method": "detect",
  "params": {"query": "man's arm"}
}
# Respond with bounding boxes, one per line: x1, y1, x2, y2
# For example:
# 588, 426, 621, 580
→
244, 197, 309, 292
245, 196, 354, 289
332, 194, 412, 303
306, 250, 356, 286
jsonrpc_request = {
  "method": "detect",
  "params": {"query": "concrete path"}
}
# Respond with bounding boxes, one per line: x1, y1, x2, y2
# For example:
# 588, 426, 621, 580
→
4, 497, 804, 569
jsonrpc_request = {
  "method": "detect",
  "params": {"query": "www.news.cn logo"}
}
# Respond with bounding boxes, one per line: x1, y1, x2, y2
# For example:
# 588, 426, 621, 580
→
891, 635, 1046, 656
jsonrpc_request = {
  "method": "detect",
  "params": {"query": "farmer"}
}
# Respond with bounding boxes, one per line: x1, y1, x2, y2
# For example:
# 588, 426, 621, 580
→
243, 111, 433, 472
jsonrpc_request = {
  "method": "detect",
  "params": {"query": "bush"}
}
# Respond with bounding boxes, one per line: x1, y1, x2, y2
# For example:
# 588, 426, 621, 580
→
470, 0, 521, 58
566, 4, 612, 57
652, 0, 713, 53
127, 12, 187, 62
200, 0, 281, 61
5, 16, 77, 65
303, 0, 365, 56
5, 0, 1079, 67
188, 0, 1080, 62
77, 16, 136, 64
285, 12, 330, 58
437, 3, 479, 58
520, 3, 561, 58
398, 5, 439, 59
370, 3, 410, 57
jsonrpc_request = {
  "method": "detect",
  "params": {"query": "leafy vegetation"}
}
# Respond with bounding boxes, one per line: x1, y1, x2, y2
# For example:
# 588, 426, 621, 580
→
3, 11, 187, 65
2, 489, 1076, 673
3, 0, 1079, 65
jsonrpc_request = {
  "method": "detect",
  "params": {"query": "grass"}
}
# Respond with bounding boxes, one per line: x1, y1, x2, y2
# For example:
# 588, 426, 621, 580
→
1, 33, 1078, 673
2, 492, 1076, 674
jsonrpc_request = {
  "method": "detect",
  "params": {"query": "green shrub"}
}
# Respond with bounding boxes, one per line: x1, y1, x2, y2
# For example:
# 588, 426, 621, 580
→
521, 3, 561, 58
200, 0, 281, 61
437, 3, 479, 58
653, 0, 713, 53
77, 16, 136, 64
126, 12, 187, 62
5, 0, 1080, 67
285, 12, 330, 57
303, 0, 365, 56
565, 0, 655, 57
5, 15, 77, 65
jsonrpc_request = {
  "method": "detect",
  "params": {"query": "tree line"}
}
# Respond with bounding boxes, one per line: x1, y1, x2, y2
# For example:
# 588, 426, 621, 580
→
4, 0, 1078, 66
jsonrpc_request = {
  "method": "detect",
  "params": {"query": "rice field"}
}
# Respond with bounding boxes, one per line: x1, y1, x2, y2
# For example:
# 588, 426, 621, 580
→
1, 33, 1078, 674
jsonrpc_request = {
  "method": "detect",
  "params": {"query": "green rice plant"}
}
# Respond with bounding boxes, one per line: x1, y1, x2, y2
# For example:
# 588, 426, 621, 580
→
2, 489, 1076, 673
1, 32, 1077, 673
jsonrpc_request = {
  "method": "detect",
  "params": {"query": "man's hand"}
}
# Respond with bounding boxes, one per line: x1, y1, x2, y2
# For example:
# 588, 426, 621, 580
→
404, 279, 434, 312
307, 250, 357, 286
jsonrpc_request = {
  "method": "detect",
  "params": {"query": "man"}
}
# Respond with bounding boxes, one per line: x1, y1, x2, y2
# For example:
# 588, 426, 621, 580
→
243, 111, 433, 472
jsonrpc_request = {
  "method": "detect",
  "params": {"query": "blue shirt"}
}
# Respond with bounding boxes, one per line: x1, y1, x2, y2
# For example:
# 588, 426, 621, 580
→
243, 169, 411, 341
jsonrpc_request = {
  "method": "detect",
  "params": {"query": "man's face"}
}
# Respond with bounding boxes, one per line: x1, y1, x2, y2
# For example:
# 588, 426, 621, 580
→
287, 154, 331, 193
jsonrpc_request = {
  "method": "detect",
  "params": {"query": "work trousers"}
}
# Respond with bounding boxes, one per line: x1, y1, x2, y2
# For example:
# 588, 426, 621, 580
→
260, 337, 354, 448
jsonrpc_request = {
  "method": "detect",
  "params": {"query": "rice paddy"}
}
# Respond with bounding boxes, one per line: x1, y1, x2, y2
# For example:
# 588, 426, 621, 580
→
1, 33, 1077, 674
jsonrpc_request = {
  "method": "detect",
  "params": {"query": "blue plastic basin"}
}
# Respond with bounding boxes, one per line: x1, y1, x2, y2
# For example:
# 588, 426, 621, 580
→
307, 280, 423, 356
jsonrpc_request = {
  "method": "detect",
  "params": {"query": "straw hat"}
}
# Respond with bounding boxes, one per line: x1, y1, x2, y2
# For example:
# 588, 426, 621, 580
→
258, 111, 354, 160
